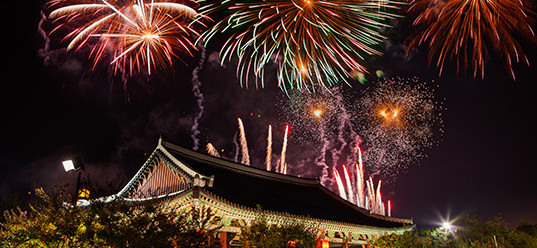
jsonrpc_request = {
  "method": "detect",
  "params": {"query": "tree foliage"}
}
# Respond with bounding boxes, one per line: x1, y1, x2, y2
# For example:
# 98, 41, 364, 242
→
373, 231, 431, 248
374, 215, 537, 248
0, 188, 221, 248
239, 212, 317, 248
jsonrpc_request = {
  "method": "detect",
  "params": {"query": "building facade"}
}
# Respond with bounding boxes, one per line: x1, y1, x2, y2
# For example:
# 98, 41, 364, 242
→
102, 138, 413, 247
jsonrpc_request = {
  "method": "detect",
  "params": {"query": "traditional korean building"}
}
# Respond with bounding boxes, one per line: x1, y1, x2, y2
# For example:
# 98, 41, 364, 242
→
102, 138, 413, 247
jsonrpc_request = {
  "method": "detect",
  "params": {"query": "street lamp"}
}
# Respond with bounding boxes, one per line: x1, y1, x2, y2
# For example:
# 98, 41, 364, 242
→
62, 160, 76, 172
62, 158, 84, 206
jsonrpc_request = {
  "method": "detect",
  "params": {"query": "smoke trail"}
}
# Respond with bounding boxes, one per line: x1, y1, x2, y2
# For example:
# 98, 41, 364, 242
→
343, 165, 355, 204
38, 11, 51, 65
265, 125, 272, 171
333, 170, 347, 200
190, 46, 207, 151
316, 126, 332, 187
280, 125, 289, 174
206, 143, 221, 157
233, 131, 239, 163
237, 118, 250, 165
330, 89, 359, 167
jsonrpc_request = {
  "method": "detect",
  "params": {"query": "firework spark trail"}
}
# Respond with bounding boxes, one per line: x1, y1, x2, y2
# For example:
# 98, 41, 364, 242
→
356, 146, 365, 208
38, 11, 51, 65
408, 0, 536, 80
199, 0, 402, 91
343, 164, 355, 204
280, 125, 289, 174
366, 177, 375, 211
191, 46, 206, 151
376, 180, 382, 214
48, 0, 203, 76
265, 125, 272, 171
206, 143, 220, 157
387, 200, 392, 217
233, 131, 239, 163
238, 118, 250, 165
334, 170, 347, 200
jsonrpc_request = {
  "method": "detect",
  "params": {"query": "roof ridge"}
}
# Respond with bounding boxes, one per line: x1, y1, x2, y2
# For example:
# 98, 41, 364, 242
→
161, 139, 320, 186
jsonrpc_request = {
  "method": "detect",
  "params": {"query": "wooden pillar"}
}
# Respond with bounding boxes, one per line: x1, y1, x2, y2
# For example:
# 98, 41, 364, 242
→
219, 231, 228, 248
208, 233, 215, 247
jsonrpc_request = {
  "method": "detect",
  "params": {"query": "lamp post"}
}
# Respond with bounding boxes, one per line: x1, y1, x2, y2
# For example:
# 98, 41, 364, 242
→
62, 159, 84, 207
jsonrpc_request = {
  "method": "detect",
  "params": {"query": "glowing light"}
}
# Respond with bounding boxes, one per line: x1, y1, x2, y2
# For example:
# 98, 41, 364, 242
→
62, 160, 75, 172
199, 0, 402, 91
78, 187, 90, 199
442, 222, 452, 230
313, 109, 323, 118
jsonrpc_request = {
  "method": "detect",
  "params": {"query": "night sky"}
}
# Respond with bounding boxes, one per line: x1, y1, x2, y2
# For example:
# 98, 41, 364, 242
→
1, 1, 536, 228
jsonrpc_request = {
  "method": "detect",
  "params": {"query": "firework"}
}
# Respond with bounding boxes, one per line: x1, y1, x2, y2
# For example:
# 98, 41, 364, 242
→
280, 87, 361, 185
354, 77, 443, 178
342, 165, 355, 204
333, 154, 388, 215
356, 146, 365, 208
280, 88, 342, 143
265, 125, 273, 171
387, 200, 391, 217
206, 143, 221, 157
280, 125, 289, 174
48, 0, 204, 75
237, 118, 250, 165
408, 0, 536, 80
198, 0, 402, 91
333, 170, 348, 200
375, 179, 382, 214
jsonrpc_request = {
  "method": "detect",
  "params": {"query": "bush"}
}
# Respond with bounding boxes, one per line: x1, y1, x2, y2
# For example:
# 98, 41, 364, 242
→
373, 231, 432, 248
240, 213, 317, 248
373, 216, 537, 248
0, 188, 221, 248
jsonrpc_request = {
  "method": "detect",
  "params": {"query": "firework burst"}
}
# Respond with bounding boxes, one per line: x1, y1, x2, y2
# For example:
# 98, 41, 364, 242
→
198, 0, 402, 91
279, 88, 342, 142
408, 0, 536, 80
354, 77, 444, 178
48, 0, 204, 76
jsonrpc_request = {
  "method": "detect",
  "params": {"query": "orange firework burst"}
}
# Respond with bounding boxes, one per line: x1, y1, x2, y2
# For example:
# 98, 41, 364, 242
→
408, 0, 536, 80
48, 0, 204, 76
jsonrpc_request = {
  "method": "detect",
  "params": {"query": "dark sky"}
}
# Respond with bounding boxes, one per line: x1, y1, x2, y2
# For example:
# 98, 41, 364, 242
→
1, 1, 536, 228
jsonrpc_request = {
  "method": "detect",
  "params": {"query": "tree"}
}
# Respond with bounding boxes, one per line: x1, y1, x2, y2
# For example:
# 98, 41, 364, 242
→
373, 231, 432, 248
1, 188, 107, 247
452, 216, 537, 248
239, 211, 317, 248
1, 187, 222, 248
